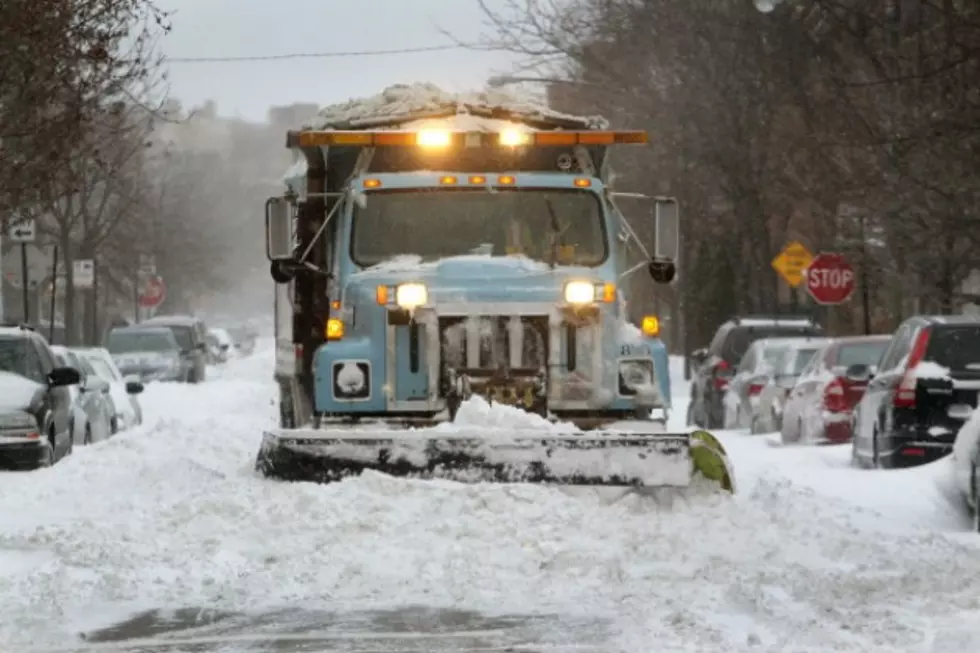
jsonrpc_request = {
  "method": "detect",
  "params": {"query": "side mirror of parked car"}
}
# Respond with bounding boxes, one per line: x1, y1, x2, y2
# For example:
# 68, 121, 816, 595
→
48, 366, 81, 387
125, 380, 145, 395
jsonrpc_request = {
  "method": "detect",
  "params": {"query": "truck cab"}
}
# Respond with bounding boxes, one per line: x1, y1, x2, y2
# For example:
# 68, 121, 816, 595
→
266, 104, 679, 430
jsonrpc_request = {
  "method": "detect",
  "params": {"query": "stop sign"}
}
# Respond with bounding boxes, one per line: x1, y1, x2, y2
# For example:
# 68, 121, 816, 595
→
139, 276, 167, 308
805, 253, 855, 305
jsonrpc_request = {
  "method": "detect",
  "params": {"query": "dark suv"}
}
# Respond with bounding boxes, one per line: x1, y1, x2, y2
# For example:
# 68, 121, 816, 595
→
0, 324, 81, 469
687, 315, 823, 428
851, 315, 980, 469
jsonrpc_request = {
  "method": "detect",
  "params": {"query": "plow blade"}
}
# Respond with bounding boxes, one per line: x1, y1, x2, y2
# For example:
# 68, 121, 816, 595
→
255, 428, 735, 493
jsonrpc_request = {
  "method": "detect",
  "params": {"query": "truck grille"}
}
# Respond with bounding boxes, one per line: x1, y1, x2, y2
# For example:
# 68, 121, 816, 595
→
438, 315, 548, 385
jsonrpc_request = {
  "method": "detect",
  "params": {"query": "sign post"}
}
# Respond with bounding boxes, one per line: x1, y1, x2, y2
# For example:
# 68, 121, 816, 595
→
7, 218, 36, 322
805, 252, 856, 305
771, 240, 815, 289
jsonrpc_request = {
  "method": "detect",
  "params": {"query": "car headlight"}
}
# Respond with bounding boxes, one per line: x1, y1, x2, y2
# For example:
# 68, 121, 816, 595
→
395, 283, 428, 310
564, 281, 596, 304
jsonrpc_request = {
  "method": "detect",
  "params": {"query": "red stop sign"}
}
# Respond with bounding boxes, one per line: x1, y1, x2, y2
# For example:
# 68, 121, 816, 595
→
805, 253, 855, 305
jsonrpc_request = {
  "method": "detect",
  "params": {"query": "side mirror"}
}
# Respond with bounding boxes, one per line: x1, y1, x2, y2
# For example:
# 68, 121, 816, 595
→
845, 363, 872, 382
648, 197, 679, 285
265, 196, 293, 261
125, 380, 145, 395
48, 366, 81, 387
689, 348, 709, 364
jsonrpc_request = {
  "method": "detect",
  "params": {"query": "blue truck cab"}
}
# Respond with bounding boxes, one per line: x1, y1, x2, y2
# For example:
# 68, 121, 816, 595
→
265, 105, 679, 430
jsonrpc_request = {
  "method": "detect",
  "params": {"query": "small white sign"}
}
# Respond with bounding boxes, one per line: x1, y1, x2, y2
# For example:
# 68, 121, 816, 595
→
73, 259, 95, 289
139, 253, 156, 275
7, 219, 36, 244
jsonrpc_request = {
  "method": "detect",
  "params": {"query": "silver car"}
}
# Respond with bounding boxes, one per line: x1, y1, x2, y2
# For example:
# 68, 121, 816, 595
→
51, 346, 114, 444
105, 327, 186, 382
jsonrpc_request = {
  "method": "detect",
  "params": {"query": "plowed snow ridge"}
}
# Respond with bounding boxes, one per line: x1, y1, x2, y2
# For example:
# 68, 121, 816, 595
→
1, 344, 979, 652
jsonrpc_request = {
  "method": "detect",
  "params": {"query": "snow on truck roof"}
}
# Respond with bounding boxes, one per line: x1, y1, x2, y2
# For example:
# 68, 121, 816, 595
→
305, 83, 608, 132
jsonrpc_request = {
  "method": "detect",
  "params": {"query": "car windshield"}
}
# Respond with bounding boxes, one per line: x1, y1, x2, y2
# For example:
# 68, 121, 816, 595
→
351, 188, 606, 267
836, 341, 890, 369
925, 325, 980, 372
82, 355, 121, 383
157, 325, 194, 350
791, 348, 820, 375
723, 326, 817, 363
0, 337, 36, 378
107, 331, 177, 353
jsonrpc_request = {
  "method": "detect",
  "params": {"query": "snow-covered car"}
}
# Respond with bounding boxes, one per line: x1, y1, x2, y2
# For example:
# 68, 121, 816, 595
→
225, 324, 256, 356
952, 408, 980, 531
208, 328, 234, 364
852, 315, 980, 469
723, 337, 819, 429
748, 337, 829, 434
73, 347, 144, 432
779, 335, 891, 445
51, 345, 113, 445
105, 326, 188, 382
0, 325, 79, 469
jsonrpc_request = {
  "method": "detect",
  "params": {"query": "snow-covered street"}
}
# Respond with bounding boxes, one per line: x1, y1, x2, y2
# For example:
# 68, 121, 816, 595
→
3, 343, 980, 652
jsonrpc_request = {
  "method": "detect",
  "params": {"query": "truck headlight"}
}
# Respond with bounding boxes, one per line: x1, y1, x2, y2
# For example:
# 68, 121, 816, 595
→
395, 283, 428, 309
564, 281, 596, 304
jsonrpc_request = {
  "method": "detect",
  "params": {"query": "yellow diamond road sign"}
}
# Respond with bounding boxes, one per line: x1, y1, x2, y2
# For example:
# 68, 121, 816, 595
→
772, 241, 814, 288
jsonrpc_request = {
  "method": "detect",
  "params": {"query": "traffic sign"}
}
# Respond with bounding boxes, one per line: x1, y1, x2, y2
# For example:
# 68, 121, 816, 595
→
805, 252, 855, 305
73, 259, 95, 289
139, 276, 166, 308
2, 244, 49, 289
139, 254, 156, 275
7, 219, 36, 244
771, 241, 814, 288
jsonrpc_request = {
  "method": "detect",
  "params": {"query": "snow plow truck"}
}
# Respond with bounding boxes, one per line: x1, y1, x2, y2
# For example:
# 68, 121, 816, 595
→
256, 85, 734, 495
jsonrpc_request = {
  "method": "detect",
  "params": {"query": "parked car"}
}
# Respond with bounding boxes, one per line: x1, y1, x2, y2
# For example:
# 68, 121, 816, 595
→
779, 335, 892, 445
852, 315, 980, 469
225, 323, 257, 356
51, 345, 114, 445
951, 408, 980, 531
0, 324, 80, 469
207, 328, 234, 364
74, 347, 144, 432
723, 336, 826, 429
105, 326, 188, 382
748, 337, 830, 434
138, 315, 209, 382
687, 315, 823, 428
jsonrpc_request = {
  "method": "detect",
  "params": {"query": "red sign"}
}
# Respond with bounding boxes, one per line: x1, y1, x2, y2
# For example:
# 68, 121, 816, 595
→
139, 276, 166, 308
805, 253, 855, 305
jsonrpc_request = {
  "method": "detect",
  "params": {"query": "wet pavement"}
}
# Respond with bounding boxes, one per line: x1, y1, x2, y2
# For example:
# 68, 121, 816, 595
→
72, 606, 612, 652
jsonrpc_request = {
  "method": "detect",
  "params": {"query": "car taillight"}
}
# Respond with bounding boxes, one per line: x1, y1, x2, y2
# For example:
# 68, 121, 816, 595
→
823, 377, 848, 413
748, 383, 764, 396
894, 328, 931, 408
713, 360, 731, 390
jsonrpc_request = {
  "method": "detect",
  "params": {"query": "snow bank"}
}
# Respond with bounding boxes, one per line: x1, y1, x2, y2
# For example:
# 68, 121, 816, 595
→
308, 83, 607, 131
5, 341, 980, 652
445, 395, 575, 433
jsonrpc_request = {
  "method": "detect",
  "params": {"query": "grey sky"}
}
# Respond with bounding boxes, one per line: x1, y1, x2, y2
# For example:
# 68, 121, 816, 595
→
156, 0, 524, 122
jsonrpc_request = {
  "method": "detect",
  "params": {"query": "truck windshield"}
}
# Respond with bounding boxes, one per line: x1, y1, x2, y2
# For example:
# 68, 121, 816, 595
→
351, 188, 607, 267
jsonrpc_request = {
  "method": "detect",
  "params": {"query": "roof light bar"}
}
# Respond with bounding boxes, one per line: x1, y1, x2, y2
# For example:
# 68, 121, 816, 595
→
294, 129, 648, 148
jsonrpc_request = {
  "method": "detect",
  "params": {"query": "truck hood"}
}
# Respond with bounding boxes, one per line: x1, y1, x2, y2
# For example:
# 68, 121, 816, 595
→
347, 255, 602, 304
0, 371, 44, 413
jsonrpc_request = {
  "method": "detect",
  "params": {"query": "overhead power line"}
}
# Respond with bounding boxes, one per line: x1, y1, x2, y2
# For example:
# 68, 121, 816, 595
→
165, 44, 471, 63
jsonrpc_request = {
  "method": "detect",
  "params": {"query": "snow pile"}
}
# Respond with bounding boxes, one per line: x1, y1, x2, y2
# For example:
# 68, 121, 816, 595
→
913, 360, 951, 379
5, 340, 980, 651
308, 82, 607, 131
437, 395, 577, 434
